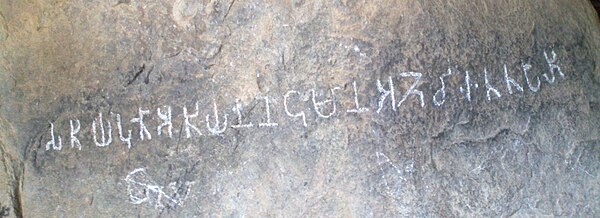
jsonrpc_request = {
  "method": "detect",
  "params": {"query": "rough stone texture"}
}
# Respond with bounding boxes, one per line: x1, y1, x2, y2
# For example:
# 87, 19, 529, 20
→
0, 0, 599, 217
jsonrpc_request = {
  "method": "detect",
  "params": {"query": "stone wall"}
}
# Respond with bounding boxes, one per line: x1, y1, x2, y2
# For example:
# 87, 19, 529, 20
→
0, 0, 598, 217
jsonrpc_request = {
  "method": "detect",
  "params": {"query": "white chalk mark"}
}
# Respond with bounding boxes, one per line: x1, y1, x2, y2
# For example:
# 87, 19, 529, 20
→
484, 68, 501, 101
283, 90, 307, 127
156, 106, 173, 138
231, 99, 253, 129
433, 68, 453, 106
45, 122, 62, 151
375, 152, 391, 194
125, 168, 150, 204
398, 72, 425, 108
504, 64, 524, 94
459, 70, 473, 102
376, 76, 396, 113
470, 152, 492, 175
310, 87, 341, 118
183, 102, 203, 138
124, 168, 195, 209
92, 112, 113, 147
542, 50, 565, 83
347, 81, 369, 113
69, 119, 81, 150
206, 99, 228, 135
375, 151, 407, 198
522, 63, 540, 92
131, 108, 152, 141
258, 96, 278, 127
375, 152, 403, 177
114, 113, 133, 149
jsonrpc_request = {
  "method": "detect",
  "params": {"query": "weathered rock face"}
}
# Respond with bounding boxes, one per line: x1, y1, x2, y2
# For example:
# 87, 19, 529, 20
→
0, 0, 598, 217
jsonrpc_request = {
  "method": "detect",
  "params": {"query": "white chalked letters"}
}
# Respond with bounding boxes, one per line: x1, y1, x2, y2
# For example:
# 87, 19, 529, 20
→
376, 76, 396, 113
459, 70, 473, 102
157, 106, 173, 138
522, 63, 541, 92
92, 112, 112, 147
70, 119, 81, 150
131, 108, 152, 140
231, 99, 253, 129
484, 68, 502, 101
42, 47, 569, 153
310, 87, 341, 118
258, 96, 278, 127
115, 113, 133, 149
504, 64, 524, 94
183, 102, 203, 138
347, 81, 369, 113
398, 72, 425, 108
124, 168, 194, 209
45, 122, 62, 150
284, 90, 308, 127
206, 100, 228, 135
543, 50, 565, 83
433, 69, 453, 106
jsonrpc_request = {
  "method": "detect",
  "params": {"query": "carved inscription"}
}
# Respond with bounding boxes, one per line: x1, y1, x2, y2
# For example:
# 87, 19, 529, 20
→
44, 49, 567, 151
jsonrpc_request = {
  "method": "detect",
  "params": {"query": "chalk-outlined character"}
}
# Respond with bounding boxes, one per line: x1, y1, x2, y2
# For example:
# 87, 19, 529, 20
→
347, 81, 369, 113
310, 87, 341, 118
70, 119, 81, 150
521, 63, 540, 92
433, 69, 453, 106
231, 99, 253, 129
114, 113, 133, 149
376, 76, 396, 113
258, 96, 278, 127
484, 68, 501, 101
542, 49, 565, 84
459, 70, 475, 102
183, 102, 203, 138
398, 72, 425, 108
157, 106, 173, 138
283, 90, 307, 127
124, 168, 195, 209
503, 64, 524, 94
131, 108, 152, 141
206, 100, 228, 135
92, 112, 112, 147
45, 122, 62, 151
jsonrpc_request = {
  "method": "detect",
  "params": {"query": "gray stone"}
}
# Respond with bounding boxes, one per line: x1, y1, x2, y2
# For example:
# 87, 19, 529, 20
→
0, 0, 598, 217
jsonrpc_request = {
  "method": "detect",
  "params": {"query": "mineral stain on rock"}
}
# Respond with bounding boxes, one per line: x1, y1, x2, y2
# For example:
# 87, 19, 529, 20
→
0, 203, 9, 218
0, 0, 599, 217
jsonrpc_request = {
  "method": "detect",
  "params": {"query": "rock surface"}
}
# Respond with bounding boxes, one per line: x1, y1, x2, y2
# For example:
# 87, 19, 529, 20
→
0, 0, 599, 217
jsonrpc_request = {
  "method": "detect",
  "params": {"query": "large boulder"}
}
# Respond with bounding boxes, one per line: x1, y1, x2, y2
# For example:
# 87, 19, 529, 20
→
0, 0, 598, 216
